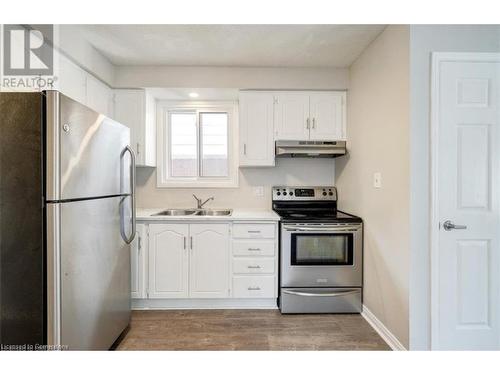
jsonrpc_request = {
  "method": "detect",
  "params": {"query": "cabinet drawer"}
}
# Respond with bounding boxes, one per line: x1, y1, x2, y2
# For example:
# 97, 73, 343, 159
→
232, 223, 275, 239
232, 240, 275, 256
232, 276, 276, 298
233, 258, 275, 274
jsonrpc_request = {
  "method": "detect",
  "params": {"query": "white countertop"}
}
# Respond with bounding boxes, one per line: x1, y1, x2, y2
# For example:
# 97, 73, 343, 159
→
137, 208, 280, 222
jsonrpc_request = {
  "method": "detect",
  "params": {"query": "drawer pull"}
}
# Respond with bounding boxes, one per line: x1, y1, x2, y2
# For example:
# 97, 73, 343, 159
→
247, 265, 261, 269
248, 287, 261, 291
282, 289, 359, 297
247, 248, 261, 251
247, 230, 261, 233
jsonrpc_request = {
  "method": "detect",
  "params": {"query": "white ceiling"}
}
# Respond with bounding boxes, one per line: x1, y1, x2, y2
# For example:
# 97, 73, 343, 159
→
77, 25, 385, 68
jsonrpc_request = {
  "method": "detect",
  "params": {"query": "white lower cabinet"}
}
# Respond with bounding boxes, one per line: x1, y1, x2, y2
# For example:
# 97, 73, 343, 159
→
232, 258, 275, 274
135, 220, 278, 306
232, 276, 276, 298
232, 222, 278, 299
232, 240, 275, 256
232, 223, 276, 239
131, 224, 148, 299
148, 224, 189, 298
147, 223, 229, 299
189, 224, 230, 298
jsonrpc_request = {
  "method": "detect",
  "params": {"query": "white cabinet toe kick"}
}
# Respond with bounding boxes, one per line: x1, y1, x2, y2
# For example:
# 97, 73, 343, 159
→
131, 220, 279, 309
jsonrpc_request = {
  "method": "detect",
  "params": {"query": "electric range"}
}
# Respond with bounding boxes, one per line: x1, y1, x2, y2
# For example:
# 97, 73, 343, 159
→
272, 186, 363, 314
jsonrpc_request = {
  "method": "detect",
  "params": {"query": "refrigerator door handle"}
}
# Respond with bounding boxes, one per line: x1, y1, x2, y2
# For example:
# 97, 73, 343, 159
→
120, 146, 136, 244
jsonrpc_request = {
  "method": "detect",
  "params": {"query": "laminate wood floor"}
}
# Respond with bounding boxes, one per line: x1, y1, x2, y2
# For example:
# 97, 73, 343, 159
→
117, 310, 390, 350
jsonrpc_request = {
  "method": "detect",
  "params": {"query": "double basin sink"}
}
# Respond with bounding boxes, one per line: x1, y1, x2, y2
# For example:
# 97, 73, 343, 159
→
152, 208, 232, 217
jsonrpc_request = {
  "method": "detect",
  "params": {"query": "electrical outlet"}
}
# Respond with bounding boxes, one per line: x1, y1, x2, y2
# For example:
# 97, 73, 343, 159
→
253, 186, 264, 197
373, 172, 382, 188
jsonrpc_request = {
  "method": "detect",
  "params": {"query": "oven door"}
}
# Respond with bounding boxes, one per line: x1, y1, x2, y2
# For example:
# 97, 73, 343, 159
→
280, 223, 363, 287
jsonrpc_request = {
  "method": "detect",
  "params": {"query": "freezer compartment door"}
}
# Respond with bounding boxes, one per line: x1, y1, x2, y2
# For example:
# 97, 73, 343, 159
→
50, 197, 131, 350
45, 91, 131, 201
280, 288, 362, 314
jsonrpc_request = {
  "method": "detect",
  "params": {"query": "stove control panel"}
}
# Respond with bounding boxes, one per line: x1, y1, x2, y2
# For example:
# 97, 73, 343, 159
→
272, 186, 337, 201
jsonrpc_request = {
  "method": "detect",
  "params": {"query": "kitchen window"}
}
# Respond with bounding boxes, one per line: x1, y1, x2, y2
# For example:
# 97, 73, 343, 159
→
157, 102, 238, 187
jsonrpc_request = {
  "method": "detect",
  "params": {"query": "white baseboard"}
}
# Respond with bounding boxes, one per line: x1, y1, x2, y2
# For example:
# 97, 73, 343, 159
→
132, 298, 278, 310
361, 305, 407, 351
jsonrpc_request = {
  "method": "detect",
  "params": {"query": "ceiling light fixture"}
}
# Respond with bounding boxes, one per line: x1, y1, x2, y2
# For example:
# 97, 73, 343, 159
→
189, 92, 199, 98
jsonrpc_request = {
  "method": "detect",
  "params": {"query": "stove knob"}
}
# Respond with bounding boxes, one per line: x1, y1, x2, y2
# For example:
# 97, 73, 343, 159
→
289, 191, 294, 196
283, 191, 288, 196
322, 192, 327, 196
329, 192, 333, 196
276, 192, 281, 196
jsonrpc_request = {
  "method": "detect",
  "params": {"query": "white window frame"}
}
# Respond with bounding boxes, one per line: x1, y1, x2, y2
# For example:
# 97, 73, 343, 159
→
157, 101, 239, 188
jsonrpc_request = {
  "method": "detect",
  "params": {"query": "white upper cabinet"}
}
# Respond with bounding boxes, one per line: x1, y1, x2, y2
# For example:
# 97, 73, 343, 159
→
189, 224, 230, 298
238, 90, 347, 166
86, 74, 113, 118
309, 92, 346, 140
275, 91, 346, 141
57, 54, 113, 117
113, 89, 156, 167
57, 55, 87, 105
239, 92, 275, 167
274, 92, 311, 141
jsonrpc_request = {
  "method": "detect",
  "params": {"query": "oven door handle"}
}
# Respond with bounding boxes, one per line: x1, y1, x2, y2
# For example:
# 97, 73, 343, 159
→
282, 225, 361, 232
282, 289, 359, 298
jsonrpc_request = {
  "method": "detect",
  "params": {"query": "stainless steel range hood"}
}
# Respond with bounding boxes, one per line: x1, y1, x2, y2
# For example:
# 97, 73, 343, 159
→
275, 140, 346, 158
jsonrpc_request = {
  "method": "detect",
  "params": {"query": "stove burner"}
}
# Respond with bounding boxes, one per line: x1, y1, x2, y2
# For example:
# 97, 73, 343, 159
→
272, 186, 362, 224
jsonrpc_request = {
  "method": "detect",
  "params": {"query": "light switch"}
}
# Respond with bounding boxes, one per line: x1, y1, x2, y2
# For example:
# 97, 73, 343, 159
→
373, 172, 382, 188
253, 186, 264, 197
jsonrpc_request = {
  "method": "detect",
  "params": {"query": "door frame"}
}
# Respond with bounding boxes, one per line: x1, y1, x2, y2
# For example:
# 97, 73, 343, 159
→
430, 52, 500, 349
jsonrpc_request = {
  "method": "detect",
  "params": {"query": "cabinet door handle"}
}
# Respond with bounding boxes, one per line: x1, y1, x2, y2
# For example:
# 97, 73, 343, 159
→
183, 236, 186, 250
136, 142, 140, 156
243, 143, 247, 155
190, 236, 193, 250
306, 118, 310, 129
312, 118, 316, 129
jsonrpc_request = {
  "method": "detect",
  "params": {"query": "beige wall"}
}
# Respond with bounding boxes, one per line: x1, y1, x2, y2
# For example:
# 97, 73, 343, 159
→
137, 158, 336, 209
114, 66, 349, 89
335, 25, 410, 348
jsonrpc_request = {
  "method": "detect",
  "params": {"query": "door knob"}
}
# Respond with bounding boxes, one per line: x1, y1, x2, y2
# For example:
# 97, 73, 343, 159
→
443, 220, 467, 231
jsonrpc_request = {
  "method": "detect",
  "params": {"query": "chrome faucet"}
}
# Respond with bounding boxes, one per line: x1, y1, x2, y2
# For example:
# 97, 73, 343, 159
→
193, 194, 214, 209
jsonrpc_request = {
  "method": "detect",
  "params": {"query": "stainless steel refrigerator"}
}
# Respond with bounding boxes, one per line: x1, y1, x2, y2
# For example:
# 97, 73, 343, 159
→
0, 91, 136, 350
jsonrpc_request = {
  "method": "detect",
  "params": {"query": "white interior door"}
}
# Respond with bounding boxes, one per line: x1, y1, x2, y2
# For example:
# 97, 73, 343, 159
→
433, 54, 500, 350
